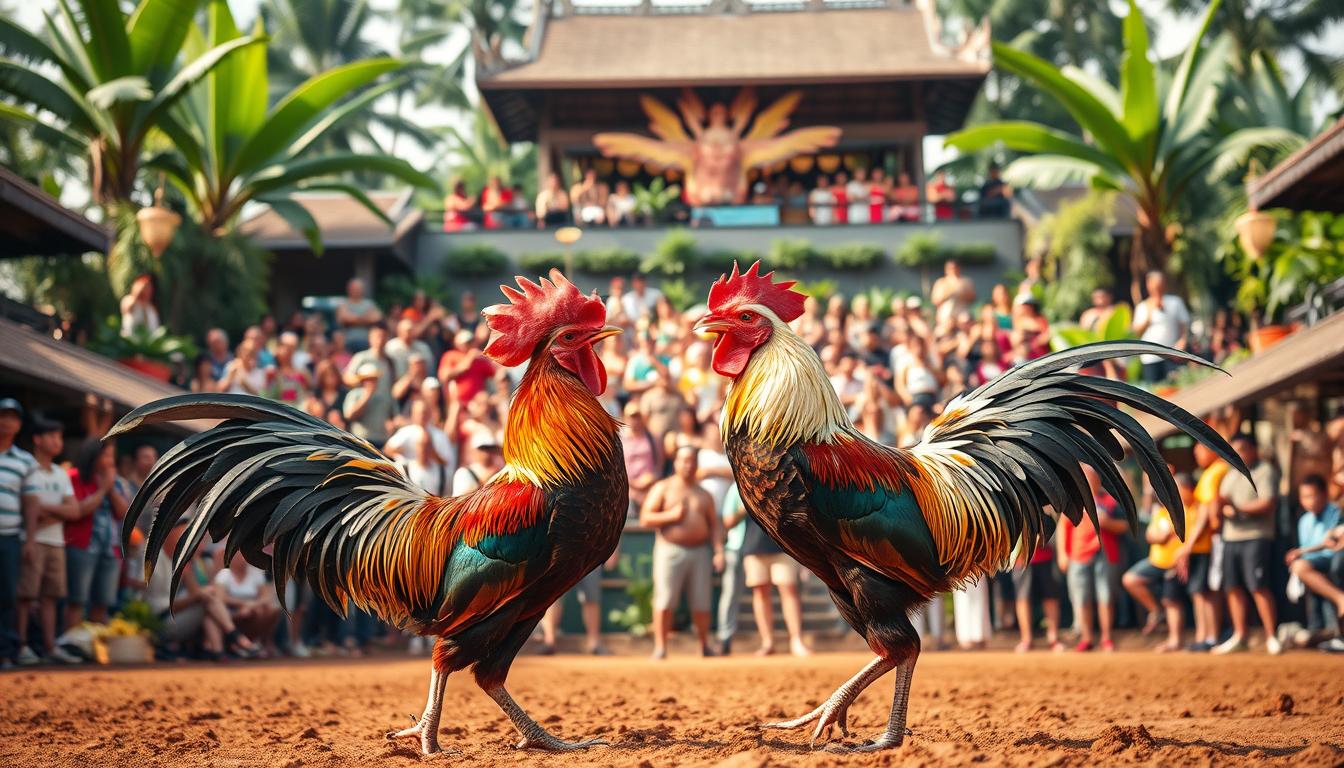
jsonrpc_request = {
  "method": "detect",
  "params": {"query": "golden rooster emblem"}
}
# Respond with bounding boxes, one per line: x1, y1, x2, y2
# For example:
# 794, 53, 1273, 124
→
593, 88, 842, 206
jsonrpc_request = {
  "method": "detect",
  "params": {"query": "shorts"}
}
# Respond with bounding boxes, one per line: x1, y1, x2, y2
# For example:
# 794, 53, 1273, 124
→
652, 540, 712, 613
1299, 550, 1335, 574
1222, 538, 1271, 593
743, 553, 799, 589
1126, 558, 1182, 602
1066, 557, 1114, 607
573, 566, 603, 605
18, 542, 66, 600
1011, 560, 1060, 602
1185, 552, 1211, 595
66, 547, 121, 608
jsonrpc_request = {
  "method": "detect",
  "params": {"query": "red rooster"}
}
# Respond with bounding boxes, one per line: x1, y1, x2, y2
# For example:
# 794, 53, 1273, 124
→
109, 270, 625, 755
694, 263, 1248, 752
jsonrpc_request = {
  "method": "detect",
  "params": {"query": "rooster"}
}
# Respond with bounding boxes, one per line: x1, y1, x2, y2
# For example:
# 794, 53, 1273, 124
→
109, 270, 625, 755
694, 262, 1248, 753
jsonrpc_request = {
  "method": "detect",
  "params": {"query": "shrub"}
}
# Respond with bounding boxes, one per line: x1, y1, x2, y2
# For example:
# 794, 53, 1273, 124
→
380, 273, 449, 309
577, 247, 641, 274
659, 278, 700, 311
945, 242, 999, 265
519, 251, 567, 275
700, 248, 761, 274
643, 228, 702, 276
767, 238, 818, 270
893, 232, 944, 268
445, 243, 509, 276
821, 243, 885, 270
794, 278, 838, 301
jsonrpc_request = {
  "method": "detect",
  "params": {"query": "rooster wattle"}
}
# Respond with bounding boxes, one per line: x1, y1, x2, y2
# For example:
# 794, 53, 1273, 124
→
109, 270, 625, 755
695, 262, 1249, 752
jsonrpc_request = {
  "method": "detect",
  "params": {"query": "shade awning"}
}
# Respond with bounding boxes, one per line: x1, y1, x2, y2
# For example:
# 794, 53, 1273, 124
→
0, 318, 205, 434
1138, 312, 1344, 438
1247, 116, 1344, 213
0, 167, 111, 257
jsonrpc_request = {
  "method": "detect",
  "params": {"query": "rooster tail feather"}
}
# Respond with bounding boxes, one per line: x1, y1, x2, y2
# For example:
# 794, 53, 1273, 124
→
918, 341, 1248, 576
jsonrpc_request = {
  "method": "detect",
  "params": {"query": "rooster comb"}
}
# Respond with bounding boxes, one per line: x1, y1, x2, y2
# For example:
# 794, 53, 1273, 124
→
483, 269, 606, 366
707, 260, 806, 322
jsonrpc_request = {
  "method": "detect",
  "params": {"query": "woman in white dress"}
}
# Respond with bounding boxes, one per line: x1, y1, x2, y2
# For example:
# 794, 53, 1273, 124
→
953, 579, 993, 649
846, 167, 871, 224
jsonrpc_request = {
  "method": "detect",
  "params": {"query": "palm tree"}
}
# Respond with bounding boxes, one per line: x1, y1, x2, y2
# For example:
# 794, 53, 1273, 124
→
945, 0, 1300, 282
146, 0, 439, 252
0, 0, 264, 208
1166, 0, 1344, 91
439, 102, 535, 196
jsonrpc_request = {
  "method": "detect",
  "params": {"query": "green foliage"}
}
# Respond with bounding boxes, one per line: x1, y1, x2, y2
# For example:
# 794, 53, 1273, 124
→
0, 253, 117, 336
518, 251, 566, 275
699, 248, 761, 274
444, 243, 509, 276
577, 247, 640, 274
1050, 303, 1138, 380
1224, 211, 1344, 322
379, 273, 449, 309
894, 233, 998, 268
820, 243, 886, 270
949, 243, 999, 265
856, 286, 901, 318
89, 319, 198, 364
443, 105, 536, 200
767, 238, 818, 270
659, 278, 698, 312
114, 599, 163, 638
633, 178, 681, 223
643, 228, 701, 276
1029, 191, 1116, 321
793, 278, 838, 302
606, 553, 654, 636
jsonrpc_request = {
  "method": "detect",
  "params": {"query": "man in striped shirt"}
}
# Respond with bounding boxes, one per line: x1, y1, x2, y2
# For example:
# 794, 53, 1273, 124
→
0, 398, 34, 668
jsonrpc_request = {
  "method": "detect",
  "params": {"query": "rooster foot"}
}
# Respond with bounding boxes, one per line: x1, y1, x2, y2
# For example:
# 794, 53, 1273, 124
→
822, 727, 912, 754
387, 715, 453, 756
759, 696, 851, 745
513, 734, 609, 752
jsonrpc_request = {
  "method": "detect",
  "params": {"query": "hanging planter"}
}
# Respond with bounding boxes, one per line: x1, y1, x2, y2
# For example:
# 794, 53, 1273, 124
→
1234, 210, 1276, 261
135, 183, 180, 258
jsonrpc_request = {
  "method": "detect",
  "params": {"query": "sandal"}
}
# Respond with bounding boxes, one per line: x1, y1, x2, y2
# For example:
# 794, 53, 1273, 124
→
224, 630, 259, 659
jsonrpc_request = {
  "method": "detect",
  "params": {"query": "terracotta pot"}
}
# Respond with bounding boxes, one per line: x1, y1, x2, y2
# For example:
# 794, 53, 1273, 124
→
120, 356, 173, 382
100, 635, 152, 664
1155, 385, 1179, 398
1248, 324, 1295, 353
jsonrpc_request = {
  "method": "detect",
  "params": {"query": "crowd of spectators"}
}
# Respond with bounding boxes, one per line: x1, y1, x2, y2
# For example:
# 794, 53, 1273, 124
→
441, 164, 1012, 231
3, 255, 1342, 667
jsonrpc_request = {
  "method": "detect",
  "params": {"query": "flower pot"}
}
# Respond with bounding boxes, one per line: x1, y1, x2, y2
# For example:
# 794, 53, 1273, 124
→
1234, 211, 1276, 260
1249, 324, 1295, 354
100, 634, 152, 664
120, 356, 172, 382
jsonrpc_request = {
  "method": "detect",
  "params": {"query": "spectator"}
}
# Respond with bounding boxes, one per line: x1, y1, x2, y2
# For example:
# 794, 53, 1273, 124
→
896, 335, 942, 410
807, 175, 835, 226
1079, 287, 1118, 332
384, 398, 454, 496
245, 323, 277, 368
343, 362, 396, 446
335, 278, 383, 352
641, 368, 687, 445
219, 340, 266, 395
952, 580, 992, 650
1284, 404, 1332, 493
386, 317, 433, 379
266, 333, 310, 405
831, 170, 849, 225
888, 171, 920, 222
1013, 532, 1064, 652
931, 259, 976, 326
451, 432, 504, 495
119, 274, 160, 337
926, 169, 955, 220
1180, 440, 1228, 651
1286, 475, 1344, 626
977, 163, 1012, 219
571, 168, 606, 226
443, 179, 477, 232
1122, 472, 1197, 651
215, 551, 281, 657
741, 497, 810, 657
64, 439, 129, 628
1010, 295, 1050, 362
717, 483, 747, 655
189, 354, 216, 393
1131, 270, 1190, 383
621, 274, 662, 325
147, 517, 258, 660
205, 328, 232, 382
535, 172, 571, 228
310, 360, 348, 423
621, 401, 661, 519
641, 446, 724, 660
846, 166, 870, 224
1213, 433, 1282, 655
437, 330, 497, 406
392, 354, 431, 411
17, 417, 80, 664
607, 180, 637, 226
1057, 464, 1126, 652
0, 398, 34, 667
481, 176, 508, 230
867, 167, 889, 223
505, 182, 531, 228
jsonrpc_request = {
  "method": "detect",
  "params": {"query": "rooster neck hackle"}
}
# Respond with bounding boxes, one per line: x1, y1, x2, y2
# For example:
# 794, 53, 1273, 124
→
721, 310, 849, 448
501, 353, 620, 488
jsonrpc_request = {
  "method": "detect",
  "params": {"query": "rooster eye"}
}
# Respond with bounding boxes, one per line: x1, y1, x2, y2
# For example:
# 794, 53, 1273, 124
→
563, 332, 575, 342
740, 312, 753, 322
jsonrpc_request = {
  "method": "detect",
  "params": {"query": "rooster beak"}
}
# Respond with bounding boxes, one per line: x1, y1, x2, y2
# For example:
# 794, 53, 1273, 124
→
587, 325, 623, 343
694, 315, 731, 335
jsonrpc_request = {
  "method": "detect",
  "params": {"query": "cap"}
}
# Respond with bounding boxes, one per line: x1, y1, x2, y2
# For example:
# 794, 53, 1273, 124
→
469, 431, 500, 450
30, 415, 63, 435
0, 397, 21, 417
355, 362, 381, 381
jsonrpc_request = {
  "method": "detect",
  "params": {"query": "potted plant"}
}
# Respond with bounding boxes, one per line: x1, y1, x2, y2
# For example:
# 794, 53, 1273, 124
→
91, 601, 160, 664
633, 179, 681, 225
89, 320, 199, 382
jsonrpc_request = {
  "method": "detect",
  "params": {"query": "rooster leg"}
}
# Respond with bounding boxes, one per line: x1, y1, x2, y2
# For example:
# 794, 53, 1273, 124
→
825, 656, 916, 753
485, 685, 609, 751
387, 665, 449, 754
759, 656, 895, 745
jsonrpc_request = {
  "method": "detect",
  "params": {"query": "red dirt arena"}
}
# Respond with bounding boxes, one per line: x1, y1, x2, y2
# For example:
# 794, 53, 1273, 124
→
2, 650, 1342, 767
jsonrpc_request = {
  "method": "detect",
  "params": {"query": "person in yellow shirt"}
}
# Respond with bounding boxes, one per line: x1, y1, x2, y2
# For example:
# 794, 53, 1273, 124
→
1122, 473, 1197, 652
1178, 443, 1229, 651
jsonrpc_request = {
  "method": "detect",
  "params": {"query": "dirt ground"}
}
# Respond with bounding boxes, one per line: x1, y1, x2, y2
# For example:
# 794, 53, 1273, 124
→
2, 651, 1342, 767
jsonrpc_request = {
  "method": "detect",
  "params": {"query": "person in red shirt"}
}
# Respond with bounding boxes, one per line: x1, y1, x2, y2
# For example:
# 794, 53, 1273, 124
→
1057, 465, 1129, 651
65, 439, 130, 627
437, 330, 498, 406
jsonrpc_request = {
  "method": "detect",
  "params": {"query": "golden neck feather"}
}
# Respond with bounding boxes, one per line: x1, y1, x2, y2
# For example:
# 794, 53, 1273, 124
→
501, 353, 621, 487
722, 312, 850, 448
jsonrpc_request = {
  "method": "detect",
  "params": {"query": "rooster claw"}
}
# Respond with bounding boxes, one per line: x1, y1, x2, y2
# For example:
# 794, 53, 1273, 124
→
822, 728, 912, 753
514, 735, 608, 752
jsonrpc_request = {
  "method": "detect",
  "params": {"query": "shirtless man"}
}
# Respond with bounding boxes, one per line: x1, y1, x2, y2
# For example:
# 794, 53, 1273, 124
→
641, 446, 725, 659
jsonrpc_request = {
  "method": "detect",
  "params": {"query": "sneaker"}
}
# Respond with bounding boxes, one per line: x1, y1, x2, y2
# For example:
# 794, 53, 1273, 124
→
1265, 636, 1284, 656
290, 642, 311, 659
588, 645, 613, 657
48, 646, 82, 664
1074, 640, 1093, 653
16, 646, 40, 666
1318, 638, 1344, 653
1211, 636, 1248, 655
1186, 640, 1213, 653
1100, 639, 1116, 653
